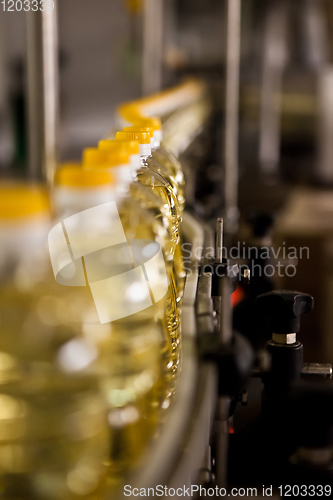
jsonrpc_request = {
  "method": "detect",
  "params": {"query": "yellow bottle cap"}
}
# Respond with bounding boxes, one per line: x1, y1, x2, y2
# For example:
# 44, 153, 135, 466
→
98, 139, 139, 156
0, 182, 49, 220
82, 148, 130, 169
116, 130, 152, 156
125, 0, 143, 14
55, 163, 114, 187
123, 126, 154, 137
131, 116, 162, 132
132, 78, 206, 116
116, 130, 151, 145
117, 103, 143, 123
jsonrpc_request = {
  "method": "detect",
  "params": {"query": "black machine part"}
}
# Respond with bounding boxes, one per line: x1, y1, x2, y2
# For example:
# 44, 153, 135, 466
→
200, 331, 255, 398
255, 291, 313, 392
255, 290, 314, 335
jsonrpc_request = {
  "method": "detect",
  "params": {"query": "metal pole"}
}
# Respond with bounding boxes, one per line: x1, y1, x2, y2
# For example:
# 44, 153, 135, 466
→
317, 67, 333, 183
213, 216, 232, 490
216, 218, 224, 264
142, 0, 164, 96
0, 12, 5, 115
302, 0, 328, 69
224, 0, 241, 234
219, 277, 233, 346
259, 1, 287, 177
26, 4, 59, 184
217, 4, 242, 481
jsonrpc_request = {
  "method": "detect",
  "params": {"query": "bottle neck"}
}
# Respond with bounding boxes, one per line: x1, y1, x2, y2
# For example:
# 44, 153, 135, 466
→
54, 186, 119, 219
130, 154, 141, 171
54, 161, 138, 218
154, 130, 163, 147
139, 155, 151, 168
139, 143, 151, 156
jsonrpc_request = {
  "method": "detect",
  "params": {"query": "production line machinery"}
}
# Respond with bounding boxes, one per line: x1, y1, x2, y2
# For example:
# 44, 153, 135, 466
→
105, 95, 333, 496
3, 1, 333, 496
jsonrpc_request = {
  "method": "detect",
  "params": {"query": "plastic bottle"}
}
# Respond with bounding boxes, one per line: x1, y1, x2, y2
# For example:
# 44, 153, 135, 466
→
95, 142, 173, 259
125, 117, 186, 212
121, 124, 186, 297
53, 164, 173, 468
0, 182, 109, 499
81, 148, 181, 382
53, 162, 114, 217
116, 130, 185, 305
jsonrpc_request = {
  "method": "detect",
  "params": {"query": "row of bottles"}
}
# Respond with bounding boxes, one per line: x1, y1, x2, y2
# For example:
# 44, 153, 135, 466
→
0, 95, 187, 497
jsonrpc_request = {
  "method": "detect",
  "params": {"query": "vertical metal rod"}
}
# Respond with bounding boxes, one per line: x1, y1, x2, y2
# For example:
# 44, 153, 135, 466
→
142, 0, 164, 96
224, 0, 241, 234
26, 12, 42, 179
302, 0, 328, 69
26, 5, 59, 184
317, 67, 333, 183
219, 277, 232, 345
0, 12, 5, 115
214, 274, 232, 491
259, 2, 287, 176
216, 218, 224, 264
42, 4, 59, 186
